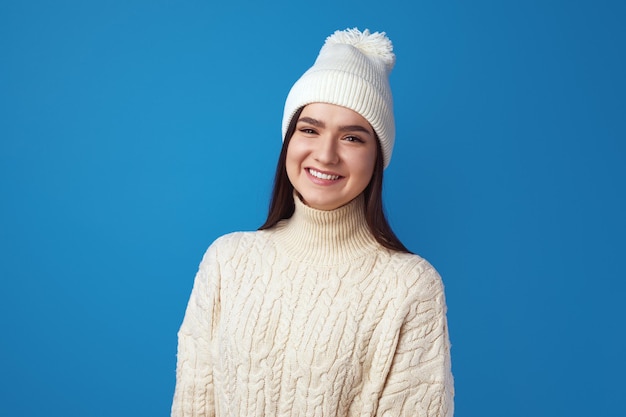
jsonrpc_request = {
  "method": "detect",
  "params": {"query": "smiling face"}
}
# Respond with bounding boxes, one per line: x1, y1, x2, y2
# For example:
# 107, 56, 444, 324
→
286, 102, 378, 211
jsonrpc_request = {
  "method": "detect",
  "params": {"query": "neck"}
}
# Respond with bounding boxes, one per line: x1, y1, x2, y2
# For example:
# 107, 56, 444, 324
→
271, 194, 380, 265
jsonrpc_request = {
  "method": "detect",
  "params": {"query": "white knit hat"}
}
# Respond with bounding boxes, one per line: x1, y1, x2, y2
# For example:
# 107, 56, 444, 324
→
282, 28, 396, 168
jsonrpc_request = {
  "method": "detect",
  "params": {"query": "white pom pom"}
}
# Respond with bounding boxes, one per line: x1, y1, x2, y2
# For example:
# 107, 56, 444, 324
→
324, 28, 395, 71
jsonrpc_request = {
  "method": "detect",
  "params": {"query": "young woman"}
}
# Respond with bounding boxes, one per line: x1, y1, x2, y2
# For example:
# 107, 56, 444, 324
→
171, 28, 454, 417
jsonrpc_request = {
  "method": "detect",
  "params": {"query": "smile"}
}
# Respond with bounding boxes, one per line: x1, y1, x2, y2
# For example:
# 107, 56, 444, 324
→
307, 168, 342, 181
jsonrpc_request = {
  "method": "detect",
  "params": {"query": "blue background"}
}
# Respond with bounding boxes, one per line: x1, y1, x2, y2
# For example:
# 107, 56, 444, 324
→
1, 1, 624, 416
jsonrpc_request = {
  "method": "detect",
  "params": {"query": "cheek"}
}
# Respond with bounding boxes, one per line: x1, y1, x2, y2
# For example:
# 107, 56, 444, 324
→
285, 143, 302, 183
353, 152, 377, 185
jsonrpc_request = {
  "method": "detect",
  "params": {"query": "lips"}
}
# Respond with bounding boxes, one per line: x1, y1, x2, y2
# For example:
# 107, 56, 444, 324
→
307, 168, 342, 181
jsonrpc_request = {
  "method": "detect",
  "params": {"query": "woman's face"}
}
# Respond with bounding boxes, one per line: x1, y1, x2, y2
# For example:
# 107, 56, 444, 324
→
286, 103, 378, 211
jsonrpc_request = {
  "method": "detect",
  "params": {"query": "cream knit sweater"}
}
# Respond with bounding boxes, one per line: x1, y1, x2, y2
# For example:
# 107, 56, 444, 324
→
171, 195, 454, 416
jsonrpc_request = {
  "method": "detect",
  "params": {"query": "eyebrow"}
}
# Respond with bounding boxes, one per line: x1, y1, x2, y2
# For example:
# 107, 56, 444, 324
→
297, 117, 374, 136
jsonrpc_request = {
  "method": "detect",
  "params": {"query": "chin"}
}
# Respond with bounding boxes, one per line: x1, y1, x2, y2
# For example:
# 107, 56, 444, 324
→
305, 197, 348, 211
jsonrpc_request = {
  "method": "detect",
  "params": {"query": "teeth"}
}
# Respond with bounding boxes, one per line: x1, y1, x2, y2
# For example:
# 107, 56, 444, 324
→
309, 168, 340, 180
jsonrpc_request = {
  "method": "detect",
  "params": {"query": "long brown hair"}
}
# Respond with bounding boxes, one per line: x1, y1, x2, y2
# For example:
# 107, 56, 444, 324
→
259, 107, 410, 253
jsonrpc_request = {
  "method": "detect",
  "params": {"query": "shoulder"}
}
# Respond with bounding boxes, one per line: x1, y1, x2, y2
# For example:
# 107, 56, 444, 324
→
201, 230, 272, 263
385, 250, 446, 300
210, 230, 260, 248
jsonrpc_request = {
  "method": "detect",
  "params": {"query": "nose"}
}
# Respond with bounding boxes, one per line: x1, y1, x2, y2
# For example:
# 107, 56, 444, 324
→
314, 136, 339, 165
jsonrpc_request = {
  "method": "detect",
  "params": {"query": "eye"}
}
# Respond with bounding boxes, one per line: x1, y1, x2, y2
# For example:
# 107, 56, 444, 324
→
343, 135, 364, 143
298, 127, 318, 135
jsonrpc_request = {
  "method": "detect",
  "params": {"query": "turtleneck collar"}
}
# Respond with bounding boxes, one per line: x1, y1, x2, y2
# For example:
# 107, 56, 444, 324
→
270, 194, 380, 266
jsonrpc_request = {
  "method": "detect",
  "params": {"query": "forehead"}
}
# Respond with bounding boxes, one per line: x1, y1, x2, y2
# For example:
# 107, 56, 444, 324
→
300, 103, 373, 131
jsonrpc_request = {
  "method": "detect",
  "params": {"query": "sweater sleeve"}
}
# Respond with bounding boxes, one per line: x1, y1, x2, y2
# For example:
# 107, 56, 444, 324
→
171, 242, 221, 417
376, 263, 454, 417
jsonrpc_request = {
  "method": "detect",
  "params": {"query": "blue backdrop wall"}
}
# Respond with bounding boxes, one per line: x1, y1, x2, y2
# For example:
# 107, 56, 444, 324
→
1, 1, 624, 416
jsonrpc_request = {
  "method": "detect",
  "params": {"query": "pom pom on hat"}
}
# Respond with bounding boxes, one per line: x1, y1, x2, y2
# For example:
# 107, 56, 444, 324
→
324, 28, 395, 73
282, 28, 397, 168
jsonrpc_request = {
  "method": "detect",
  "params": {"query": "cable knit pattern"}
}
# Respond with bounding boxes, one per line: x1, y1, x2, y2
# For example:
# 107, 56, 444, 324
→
171, 195, 454, 416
